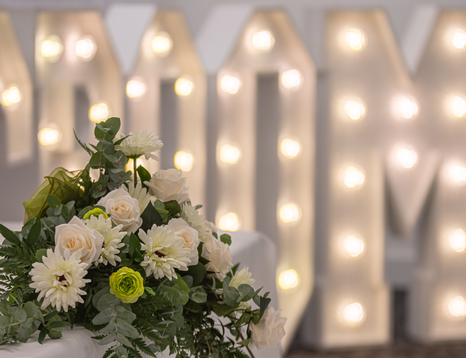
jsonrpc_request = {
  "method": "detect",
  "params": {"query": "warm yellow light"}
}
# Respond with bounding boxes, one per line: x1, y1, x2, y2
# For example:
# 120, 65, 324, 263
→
151, 33, 172, 54
38, 127, 60, 146
397, 97, 419, 120
343, 166, 365, 188
452, 29, 466, 49
396, 147, 418, 169
447, 163, 466, 184
40, 36, 63, 60
175, 78, 194, 96
449, 296, 466, 317
126, 80, 146, 99
252, 30, 275, 52
343, 302, 365, 325
75, 36, 97, 61
344, 100, 366, 120
220, 75, 241, 94
452, 96, 466, 118
126, 158, 142, 173
279, 203, 301, 224
450, 229, 466, 253
89, 103, 109, 123
278, 269, 299, 290
281, 69, 302, 89
218, 212, 240, 232
345, 28, 366, 51
280, 138, 300, 159
220, 144, 241, 164
174, 151, 194, 172
343, 235, 365, 257
1, 86, 21, 107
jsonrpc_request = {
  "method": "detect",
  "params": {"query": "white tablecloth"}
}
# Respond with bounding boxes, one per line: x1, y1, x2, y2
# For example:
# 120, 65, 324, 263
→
0, 222, 282, 358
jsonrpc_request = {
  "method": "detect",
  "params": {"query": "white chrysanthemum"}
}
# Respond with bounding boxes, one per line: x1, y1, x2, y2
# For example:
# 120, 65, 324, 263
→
230, 266, 255, 288
29, 249, 90, 312
115, 130, 163, 160
181, 203, 212, 241
122, 182, 155, 213
85, 215, 126, 266
139, 225, 191, 280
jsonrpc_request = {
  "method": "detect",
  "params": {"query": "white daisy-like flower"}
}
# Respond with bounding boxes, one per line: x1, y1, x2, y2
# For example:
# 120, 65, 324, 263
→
230, 266, 255, 289
181, 203, 213, 241
139, 225, 191, 280
29, 249, 90, 312
115, 130, 163, 160
85, 215, 126, 266
122, 182, 155, 213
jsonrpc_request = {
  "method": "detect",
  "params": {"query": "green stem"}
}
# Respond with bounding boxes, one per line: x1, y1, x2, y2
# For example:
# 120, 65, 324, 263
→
227, 314, 256, 358
133, 158, 138, 188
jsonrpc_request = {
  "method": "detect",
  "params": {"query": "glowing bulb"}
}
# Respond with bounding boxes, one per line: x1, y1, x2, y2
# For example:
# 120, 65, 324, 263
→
174, 151, 194, 172
449, 296, 466, 317
343, 302, 365, 325
343, 166, 365, 188
278, 269, 299, 290
1, 86, 21, 107
75, 36, 97, 61
344, 100, 366, 120
343, 235, 365, 257
126, 80, 146, 99
252, 30, 275, 52
452, 29, 466, 49
396, 97, 419, 120
38, 127, 60, 146
151, 33, 172, 55
279, 203, 301, 224
126, 158, 142, 172
395, 147, 418, 169
175, 78, 194, 96
218, 212, 240, 232
452, 96, 466, 118
281, 69, 302, 89
450, 229, 466, 253
40, 36, 63, 60
89, 103, 109, 123
345, 28, 366, 51
220, 75, 241, 94
446, 163, 466, 184
220, 144, 241, 164
280, 139, 300, 159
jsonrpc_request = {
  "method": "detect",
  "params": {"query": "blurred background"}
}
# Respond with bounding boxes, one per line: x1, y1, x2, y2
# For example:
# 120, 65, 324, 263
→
2, 0, 466, 356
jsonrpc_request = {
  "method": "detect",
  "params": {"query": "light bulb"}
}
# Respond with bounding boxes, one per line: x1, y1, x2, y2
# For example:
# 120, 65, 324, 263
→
1, 86, 21, 107
396, 97, 419, 120
450, 229, 466, 253
343, 166, 365, 188
38, 127, 60, 146
220, 75, 241, 94
343, 235, 365, 257
449, 296, 466, 317
281, 69, 302, 89
126, 158, 142, 173
219, 144, 241, 164
174, 151, 194, 172
126, 80, 146, 99
151, 33, 172, 55
40, 36, 63, 61
395, 147, 418, 169
218, 212, 240, 232
279, 203, 301, 224
343, 302, 365, 326
345, 28, 366, 51
175, 78, 194, 96
280, 138, 300, 159
278, 269, 299, 290
446, 163, 466, 184
252, 30, 275, 52
452, 96, 466, 118
75, 36, 97, 61
344, 100, 366, 120
452, 29, 466, 49
89, 103, 109, 123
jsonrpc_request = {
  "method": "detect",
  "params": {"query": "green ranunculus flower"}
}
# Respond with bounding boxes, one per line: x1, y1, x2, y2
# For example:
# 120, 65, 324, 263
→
83, 208, 108, 220
109, 267, 144, 304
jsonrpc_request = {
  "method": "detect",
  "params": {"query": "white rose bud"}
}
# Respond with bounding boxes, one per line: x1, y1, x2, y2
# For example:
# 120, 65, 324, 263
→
202, 233, 232, 280
230, 266, 255, 288
167, 218, 200, 266
55, 216, 104, 266
249, 307, 287, 349
145, 168, 190, 204
97, 188, 142, 233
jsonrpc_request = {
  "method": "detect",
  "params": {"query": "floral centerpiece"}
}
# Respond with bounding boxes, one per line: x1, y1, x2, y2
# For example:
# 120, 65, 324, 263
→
0, 118, 286, 358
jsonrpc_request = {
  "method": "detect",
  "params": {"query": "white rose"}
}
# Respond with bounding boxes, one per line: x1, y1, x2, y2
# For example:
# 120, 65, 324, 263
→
249, 307, 287, 349
202, 233, 232, 280
55, 216, 104, 266
97, 188, 142, 233
167, 218, 200, 266
230, 266, 255, 288
145, 169, 190, 204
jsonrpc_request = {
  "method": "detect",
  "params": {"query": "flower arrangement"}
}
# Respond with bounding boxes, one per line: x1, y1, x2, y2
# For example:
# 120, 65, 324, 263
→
0, 118, 286, 358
